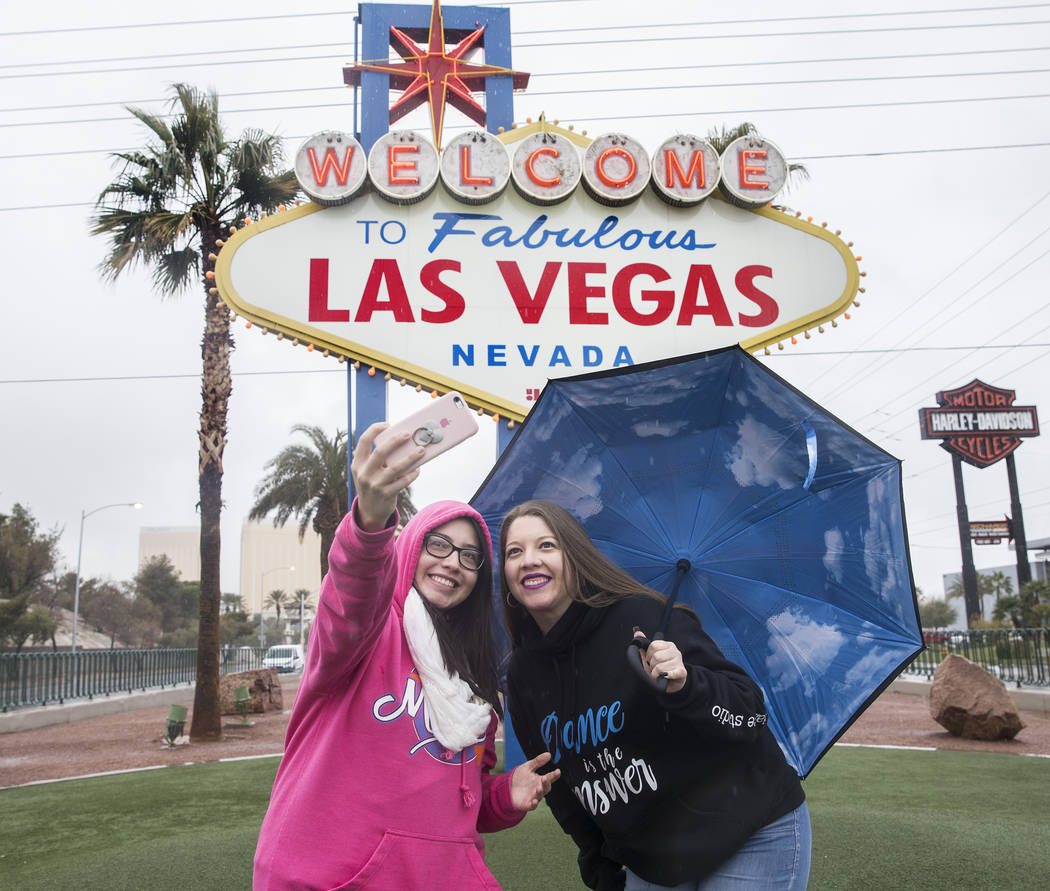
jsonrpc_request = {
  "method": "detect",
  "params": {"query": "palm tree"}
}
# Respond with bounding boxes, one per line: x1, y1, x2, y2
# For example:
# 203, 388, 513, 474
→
292, 587, 314, 643
91, 84, 299, 742
250, 425, 416, 579
266, 589, 288, 627
985, 570, 1014, 602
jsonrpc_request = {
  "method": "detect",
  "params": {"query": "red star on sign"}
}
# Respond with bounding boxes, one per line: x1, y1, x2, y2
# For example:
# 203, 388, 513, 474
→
344, 0, 529, 149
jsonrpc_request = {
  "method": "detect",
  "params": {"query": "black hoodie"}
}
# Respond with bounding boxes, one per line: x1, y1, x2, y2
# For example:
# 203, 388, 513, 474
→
506, 596, 805, 890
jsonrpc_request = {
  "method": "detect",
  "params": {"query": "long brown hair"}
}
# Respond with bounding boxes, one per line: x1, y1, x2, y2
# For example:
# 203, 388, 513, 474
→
418, 516, 503, 718
499, 500, 669, 646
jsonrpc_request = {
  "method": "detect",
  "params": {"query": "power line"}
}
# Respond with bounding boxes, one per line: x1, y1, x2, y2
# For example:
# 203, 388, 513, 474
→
0, 9, 353, 38
0, 0, 579, 38
4, 343, 1050, 384
812, 195, 1050, 404
7, 19, 1050, 80
0, 51, 354, 81
0, 41, 353, 72
542, 45, 1050, 80
517, 18, 1050, 51
3, 95, 1048, 165
535, 92, 1050, 121
514, 5, 1050, 37
855, 245, 1050, 423
765, 343, 1050, 357
11, 68, 1050, 130
799, 142, 1050, 159
6, 44, 1049, 114
879, 334, 1050, 440
7, 42, 1050, 89
0, 367, 346, 385
525, 66, 1050, 98
0, 85, 342, 115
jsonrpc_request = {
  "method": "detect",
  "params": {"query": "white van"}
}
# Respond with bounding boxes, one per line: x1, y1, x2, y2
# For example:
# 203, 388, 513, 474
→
263, 644, 305, 673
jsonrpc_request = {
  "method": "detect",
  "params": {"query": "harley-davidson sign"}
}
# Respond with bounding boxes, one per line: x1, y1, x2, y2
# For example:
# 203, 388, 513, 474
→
919, 379, 1040, 468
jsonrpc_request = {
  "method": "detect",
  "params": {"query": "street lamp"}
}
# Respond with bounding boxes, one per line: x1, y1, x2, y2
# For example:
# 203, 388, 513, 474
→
71, 501, 143, 654
297, 589, 313, 647
259, 564, 294, 648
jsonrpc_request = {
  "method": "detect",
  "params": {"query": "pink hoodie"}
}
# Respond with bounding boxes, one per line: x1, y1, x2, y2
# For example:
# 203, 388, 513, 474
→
253, 501, 523, 890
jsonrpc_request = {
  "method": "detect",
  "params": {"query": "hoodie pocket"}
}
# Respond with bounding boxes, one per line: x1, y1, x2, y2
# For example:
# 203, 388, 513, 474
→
330, 829, 499, 891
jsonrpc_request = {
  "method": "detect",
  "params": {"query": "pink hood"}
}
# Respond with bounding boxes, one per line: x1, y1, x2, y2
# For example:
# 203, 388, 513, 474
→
391, 499, 494, 613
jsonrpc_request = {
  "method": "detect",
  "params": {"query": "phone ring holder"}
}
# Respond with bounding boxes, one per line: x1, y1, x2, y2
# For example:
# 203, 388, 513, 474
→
412, 421, 443, 445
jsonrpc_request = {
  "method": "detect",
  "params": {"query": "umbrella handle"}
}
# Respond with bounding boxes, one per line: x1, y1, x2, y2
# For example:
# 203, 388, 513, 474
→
626, 632, 669, 693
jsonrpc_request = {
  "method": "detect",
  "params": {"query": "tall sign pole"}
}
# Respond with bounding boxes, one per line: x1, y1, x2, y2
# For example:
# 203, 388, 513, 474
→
1006, 453, 1032, 586
950, 453, 982, 622
919, 379, 1040, 626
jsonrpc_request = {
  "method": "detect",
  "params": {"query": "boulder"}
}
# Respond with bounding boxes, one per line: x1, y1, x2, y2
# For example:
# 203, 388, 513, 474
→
219, 668, 283, 715
929, 654, 1025, 740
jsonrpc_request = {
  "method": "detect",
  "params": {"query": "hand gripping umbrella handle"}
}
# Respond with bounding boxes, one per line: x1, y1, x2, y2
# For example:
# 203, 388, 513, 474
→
626, 559, 690, 695
627, 632, 669, 693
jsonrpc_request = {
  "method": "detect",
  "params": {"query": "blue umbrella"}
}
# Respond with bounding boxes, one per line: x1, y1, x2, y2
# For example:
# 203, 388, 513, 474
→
472, 346, 921, 777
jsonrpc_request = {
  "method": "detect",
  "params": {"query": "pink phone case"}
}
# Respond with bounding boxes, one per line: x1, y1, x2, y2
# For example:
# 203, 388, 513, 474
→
374, 392, 479, 471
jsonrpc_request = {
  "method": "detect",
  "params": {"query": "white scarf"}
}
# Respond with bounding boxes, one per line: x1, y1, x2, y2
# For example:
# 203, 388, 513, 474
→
403, 587, 492, 752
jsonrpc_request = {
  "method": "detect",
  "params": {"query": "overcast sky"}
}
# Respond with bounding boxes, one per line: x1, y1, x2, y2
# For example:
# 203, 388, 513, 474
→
2, 0, 1048, 606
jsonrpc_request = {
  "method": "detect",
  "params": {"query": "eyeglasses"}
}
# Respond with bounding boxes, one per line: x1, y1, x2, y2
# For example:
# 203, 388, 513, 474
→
423, 533, 485, 571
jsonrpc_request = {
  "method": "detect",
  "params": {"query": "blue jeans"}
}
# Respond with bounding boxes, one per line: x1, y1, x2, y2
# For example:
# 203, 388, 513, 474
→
624, 802, 811, 890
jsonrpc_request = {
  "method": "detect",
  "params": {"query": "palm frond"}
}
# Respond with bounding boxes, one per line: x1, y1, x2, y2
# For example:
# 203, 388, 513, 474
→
92, 207, 188, 283
230, 129, 285, 171
151, 246, 200, 294
250, 426, 348, 541
707, 120, 809, 190
125, 106, 175, 150
143, 210, 195, 244
706, 121, 758, 154
223, 171, 300, 219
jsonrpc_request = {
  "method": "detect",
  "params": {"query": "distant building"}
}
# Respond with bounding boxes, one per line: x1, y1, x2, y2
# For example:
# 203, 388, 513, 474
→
139, 526, 200, 582
942, 537, 1049, 627
139, 523, 322, 615
239, 522, 322, 616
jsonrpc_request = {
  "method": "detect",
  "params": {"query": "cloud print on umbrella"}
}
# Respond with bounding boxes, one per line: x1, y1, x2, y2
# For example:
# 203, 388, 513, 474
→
473, 346, 922, 776
727, 416, 810, 490
765, 609, 846, 691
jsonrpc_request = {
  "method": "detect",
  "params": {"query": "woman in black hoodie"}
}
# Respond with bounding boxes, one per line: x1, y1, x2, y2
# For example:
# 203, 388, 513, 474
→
500, 500, 809, 891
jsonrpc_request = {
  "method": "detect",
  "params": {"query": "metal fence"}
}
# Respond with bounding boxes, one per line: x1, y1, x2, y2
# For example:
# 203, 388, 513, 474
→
4, 632, 1046, 711
0, 646, 266, 712
903, 628, 1050, 688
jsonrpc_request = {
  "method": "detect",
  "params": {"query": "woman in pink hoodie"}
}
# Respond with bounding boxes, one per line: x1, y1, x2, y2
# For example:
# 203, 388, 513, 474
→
254, 423, 558, 890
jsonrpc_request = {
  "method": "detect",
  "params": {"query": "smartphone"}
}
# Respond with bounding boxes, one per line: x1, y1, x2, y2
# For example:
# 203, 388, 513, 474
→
374, 391, 479, 471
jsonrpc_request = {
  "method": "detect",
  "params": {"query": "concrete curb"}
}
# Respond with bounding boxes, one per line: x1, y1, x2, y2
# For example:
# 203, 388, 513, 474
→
3, 674, 1046, 733
0, 684, 196, 734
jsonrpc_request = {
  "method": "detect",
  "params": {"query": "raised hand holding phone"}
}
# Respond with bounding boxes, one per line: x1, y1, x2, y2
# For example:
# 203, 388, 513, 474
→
351, 423, 423, 531
352, 394, 479, 531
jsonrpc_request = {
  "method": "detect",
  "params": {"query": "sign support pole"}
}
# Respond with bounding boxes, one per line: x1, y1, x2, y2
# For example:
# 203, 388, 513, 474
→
951, 453, 981, 625
347, 366, 355, 504
1006, 453, 1032, 587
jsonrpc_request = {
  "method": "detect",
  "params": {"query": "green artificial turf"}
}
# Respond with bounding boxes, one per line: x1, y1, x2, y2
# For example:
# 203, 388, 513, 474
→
0, 758, 280, 889
1, 747, 1047, 889
803, 747, 1050, 890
